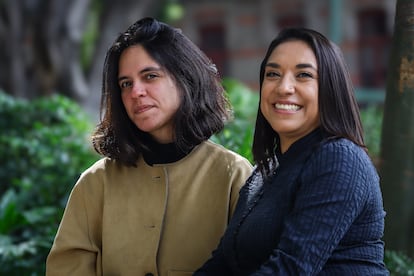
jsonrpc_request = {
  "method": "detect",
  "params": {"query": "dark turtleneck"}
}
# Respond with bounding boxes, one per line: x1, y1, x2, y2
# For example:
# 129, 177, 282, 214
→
142, 138, 194, 166
275, 127, 325, 168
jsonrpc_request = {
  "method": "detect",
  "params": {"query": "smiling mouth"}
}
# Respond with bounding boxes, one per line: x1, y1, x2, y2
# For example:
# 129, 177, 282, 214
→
274, 103, 301, 111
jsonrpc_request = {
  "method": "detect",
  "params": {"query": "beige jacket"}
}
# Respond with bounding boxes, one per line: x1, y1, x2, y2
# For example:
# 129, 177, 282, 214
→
46, 141, 252, 276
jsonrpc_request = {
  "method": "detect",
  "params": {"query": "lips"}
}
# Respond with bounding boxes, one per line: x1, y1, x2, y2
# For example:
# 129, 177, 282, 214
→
274, 103, 301, 111
134, 104, 153, 114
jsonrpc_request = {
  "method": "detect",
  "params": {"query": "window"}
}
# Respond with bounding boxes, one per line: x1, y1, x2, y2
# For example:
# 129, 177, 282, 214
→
358, 9, 390, 88
199, 24, 228, 76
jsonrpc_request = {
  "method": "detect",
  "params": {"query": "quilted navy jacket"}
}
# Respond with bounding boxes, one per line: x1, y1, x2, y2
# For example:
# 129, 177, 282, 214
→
195, 128, 389, 275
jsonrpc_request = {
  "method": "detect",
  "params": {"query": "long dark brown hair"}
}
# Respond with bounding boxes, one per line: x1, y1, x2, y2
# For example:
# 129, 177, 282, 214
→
92, 17, 230, 166
253, 28, 365, 175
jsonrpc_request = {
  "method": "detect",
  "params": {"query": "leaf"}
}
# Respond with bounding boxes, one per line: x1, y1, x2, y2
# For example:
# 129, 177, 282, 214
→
0, 190, 26, 234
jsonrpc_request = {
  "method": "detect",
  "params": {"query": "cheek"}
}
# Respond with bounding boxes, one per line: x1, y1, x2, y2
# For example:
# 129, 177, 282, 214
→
312, 108, 320, 123
260, 88, 273, 112
259, 100, 272, 125
259, 98, 266, 116
309, 100, 320, 123
120, 92, 130, 106
308, 88, 319, 113
313, 94, 319, 117
120, 92, 126, 103
170, 88, 181, 111
120, 93, 132, 115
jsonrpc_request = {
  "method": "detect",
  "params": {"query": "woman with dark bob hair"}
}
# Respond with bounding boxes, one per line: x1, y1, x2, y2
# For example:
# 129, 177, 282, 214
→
195, 28, 389, 275
46, 17, 252, 275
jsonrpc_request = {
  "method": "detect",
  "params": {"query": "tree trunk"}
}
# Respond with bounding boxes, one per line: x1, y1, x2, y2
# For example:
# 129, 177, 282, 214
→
0, 0, 160, 111
2, 0, 26, 98
0, 0, 92, 99
379, 0, 414, 257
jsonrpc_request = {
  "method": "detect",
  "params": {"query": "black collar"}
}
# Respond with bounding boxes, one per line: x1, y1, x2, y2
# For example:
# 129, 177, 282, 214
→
142, 139, 193, 166
275, 128, 325, 168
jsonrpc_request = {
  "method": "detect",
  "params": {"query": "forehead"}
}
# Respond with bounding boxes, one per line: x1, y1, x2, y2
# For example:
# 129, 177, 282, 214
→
268, 40, 317, 67
120, 45, 157, 63
118, 44, 166, 77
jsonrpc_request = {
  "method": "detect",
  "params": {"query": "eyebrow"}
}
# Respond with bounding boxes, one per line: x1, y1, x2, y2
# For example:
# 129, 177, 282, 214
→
265, 62, 317, 70
118, 66, 163, 82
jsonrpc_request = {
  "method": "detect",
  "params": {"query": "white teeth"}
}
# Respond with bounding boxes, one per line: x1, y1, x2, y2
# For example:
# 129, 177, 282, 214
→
274, 103, 300, 111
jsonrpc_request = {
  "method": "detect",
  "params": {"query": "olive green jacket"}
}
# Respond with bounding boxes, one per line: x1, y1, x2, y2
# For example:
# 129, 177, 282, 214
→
46, 141, 252, 276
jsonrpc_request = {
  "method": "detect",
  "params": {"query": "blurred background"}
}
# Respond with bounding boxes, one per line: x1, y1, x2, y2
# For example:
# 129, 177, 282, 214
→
2, 0, 414, 274
0, 0, 394, 117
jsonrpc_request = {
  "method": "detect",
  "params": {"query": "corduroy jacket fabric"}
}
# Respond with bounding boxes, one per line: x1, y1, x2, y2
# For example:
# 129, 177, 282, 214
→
195, 129, 389, 275
46, 140, 252, 276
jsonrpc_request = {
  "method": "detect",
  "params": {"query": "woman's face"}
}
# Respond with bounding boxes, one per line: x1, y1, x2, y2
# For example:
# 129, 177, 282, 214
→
260, 40, 320, 153
118, 45, 180, 143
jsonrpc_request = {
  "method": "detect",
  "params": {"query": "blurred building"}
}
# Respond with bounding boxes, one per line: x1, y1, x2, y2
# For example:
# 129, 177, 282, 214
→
175, 0, 396, 104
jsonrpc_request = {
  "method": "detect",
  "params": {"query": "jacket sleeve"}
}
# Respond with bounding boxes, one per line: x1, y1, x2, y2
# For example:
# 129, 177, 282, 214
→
195, 167, 259, 276
228, 156, 253, 218
193, 238, 233, 275
251, 142, 374, 275
46, 172, 103, 276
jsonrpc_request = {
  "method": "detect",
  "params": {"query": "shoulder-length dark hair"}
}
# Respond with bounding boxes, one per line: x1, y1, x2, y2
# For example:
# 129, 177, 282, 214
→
92, 17, 230, 166
253, 27, 365, 175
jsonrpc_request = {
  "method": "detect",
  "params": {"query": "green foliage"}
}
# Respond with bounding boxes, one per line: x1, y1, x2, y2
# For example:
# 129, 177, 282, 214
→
360, 104, 383, 158
158, 0, 185, 23
385, 250, 414, 275
80, 0, 101, 70
0, 91, 98, 275
211, 78, 259, 163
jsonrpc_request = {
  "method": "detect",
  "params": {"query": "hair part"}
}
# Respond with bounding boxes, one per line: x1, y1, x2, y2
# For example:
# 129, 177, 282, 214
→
92, 17, 231, 166
253, 27, 365, 175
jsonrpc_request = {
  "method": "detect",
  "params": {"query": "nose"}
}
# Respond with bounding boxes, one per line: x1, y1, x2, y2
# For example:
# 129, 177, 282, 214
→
277, 75, 295, 95
130, 82, 147, 98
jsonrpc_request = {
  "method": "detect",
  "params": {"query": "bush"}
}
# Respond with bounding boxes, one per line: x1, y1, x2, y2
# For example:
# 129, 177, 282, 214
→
360, 104, 383, 159
0, 91, 98, 275
385, 250, 414, 275
211, 78, 259, 163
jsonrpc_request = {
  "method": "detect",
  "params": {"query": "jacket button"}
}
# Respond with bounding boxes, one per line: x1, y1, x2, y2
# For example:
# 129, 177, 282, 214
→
145, 273, 154, 276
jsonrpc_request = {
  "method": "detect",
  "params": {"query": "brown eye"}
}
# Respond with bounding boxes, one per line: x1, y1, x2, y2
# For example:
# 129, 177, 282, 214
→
145, 73, 158, 80
297, 72, 313, 78
265, 71, 280, 78
120, 81, 132, 89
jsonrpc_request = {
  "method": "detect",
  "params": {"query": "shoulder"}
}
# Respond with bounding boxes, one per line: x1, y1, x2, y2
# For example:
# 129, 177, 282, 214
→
74, 157, 123, 190
304, 138, 379, 190
200, 140, 243, 157
188, 141, 253, 187
313, 138, 375, 170
80, 157, 120, 177
196, 140, 253, 168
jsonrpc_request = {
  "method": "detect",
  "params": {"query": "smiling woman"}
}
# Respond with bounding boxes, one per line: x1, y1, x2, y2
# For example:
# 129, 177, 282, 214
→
260, 40, 319, 153
195, 27, 389, 276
